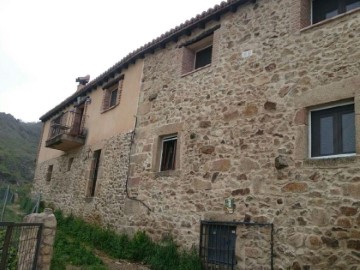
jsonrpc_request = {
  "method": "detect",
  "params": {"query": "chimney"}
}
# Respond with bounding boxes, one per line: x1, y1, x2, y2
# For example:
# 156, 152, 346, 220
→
75, 75, 90, 91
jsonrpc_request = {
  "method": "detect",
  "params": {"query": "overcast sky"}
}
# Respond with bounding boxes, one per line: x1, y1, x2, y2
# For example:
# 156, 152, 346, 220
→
0, 0, 222, 122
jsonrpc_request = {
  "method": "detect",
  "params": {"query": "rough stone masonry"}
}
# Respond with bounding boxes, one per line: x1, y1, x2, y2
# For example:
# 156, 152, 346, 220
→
33, 0, 360, 269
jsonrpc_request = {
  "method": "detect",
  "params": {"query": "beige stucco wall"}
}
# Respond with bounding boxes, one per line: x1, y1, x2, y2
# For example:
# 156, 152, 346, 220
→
85, 60, 143, 145
36, 59, 143, 163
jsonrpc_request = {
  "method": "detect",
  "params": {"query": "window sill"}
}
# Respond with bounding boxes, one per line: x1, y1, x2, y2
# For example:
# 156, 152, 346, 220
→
304, 154, 357, 167
301, 7, 360, 33
101, 103, 119, 114
181, 64, 211, 78
155, 170, 180, 178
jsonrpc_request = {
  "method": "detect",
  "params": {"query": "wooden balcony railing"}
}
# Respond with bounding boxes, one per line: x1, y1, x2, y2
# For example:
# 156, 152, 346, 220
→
46, 110, 86, 151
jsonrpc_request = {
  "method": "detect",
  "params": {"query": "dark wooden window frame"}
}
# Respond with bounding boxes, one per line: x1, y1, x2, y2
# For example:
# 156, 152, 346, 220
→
181, 33, 214, 74
310, 103, 355, 158
109, 88, 118, 108
159, 135, 177, 171
88, 149, 101, 197
101, 76, 124, 112
194, 45, 213, 70
46, 165, 53, 182
67, 157, 74, 171
312, 0, 360, 24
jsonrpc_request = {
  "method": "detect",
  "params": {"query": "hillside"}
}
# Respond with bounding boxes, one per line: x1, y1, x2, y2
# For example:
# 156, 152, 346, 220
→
0, 113, 42, 184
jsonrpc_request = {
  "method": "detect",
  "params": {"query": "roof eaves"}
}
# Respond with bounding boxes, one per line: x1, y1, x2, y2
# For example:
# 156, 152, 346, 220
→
40, 0, 252, 121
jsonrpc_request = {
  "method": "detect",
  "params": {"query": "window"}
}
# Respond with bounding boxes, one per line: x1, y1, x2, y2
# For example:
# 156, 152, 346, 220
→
46, 165, 53, 182
160, 135, 177, 171
88, 150, 101, 197
200, 222, 237, 267
310, 103, 355, 158
67, 157, 74, 171
182, 35, 213, 74
195, 46, 213, 69
109, 88, 118, 107
101, 77, 123, 112
312, 0, 360, 24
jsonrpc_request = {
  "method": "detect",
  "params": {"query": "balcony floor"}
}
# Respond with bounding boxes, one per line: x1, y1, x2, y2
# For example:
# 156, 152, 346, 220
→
46, 133, 85, 151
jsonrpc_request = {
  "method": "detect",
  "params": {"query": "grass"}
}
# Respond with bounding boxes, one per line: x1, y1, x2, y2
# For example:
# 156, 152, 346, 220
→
53, 210, 202, 270
51, 229, 106, 270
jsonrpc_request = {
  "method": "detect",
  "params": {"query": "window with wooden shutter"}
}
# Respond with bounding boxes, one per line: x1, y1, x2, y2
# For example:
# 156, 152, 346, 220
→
101, 76, 124, 112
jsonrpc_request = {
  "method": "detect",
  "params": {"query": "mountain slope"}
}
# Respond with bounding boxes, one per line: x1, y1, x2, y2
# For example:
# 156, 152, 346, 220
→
0, 113, 42, 183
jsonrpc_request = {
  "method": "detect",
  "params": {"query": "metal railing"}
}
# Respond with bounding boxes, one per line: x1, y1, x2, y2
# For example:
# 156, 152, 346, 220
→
0, 222, 43, 270
199, 220, 274, 270
47, 110, 85, 140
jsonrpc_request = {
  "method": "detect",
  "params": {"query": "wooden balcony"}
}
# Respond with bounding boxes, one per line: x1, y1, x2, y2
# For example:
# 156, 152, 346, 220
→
45, 110, 86, 151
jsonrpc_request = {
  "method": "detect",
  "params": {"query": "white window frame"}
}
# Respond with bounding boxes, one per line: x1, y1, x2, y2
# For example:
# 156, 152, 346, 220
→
308, 101, 356, 159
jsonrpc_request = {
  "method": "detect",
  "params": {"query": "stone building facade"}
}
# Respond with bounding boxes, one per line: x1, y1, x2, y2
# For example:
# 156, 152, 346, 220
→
34, 0, 360, 269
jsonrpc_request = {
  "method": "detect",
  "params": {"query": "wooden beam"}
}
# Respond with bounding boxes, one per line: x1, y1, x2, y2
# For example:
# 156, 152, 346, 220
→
230, 5, 238, 13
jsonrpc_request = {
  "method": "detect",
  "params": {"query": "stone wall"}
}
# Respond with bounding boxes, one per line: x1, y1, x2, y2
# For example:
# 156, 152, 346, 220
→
33, 0, 360, 269
33, 131, 146, 235
126, 1, 360, 269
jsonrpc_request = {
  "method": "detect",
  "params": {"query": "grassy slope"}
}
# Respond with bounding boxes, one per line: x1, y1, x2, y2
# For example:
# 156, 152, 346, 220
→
0, 113, 41, 183
52, 211, 202, 270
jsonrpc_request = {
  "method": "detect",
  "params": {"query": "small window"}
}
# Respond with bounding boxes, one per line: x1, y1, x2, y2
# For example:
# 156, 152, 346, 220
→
200, 223, 237, 267
46, 165, 53, 182
109, 88, 118, 107
182, 35, 213, 74
160, 135, 177, 171
195, 46, 213, 70
310, 103, 355, 158
101, 78, 123, 112
88, 150, 101, 197
67, 158, 74, 171
312, 0, 360, 24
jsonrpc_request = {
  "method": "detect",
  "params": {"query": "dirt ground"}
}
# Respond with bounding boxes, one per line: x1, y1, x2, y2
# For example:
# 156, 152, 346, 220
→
65, 250, 150, 270
94, 250, 150, 270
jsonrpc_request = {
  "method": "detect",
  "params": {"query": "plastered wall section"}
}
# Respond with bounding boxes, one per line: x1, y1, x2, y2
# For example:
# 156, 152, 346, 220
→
37, 59, 144, 163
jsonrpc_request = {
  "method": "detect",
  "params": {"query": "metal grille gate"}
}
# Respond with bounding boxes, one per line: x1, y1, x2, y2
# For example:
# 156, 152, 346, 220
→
0, 222, 43, 270
199, 220, 274, 270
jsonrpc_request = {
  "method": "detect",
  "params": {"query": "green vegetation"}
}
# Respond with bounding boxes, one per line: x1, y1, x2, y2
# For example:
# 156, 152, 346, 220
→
53, 211, 202, 270
0, 113, 41, 184
0, 229, 18, 270
51, 229, 106, 270
0, 183, 41, 222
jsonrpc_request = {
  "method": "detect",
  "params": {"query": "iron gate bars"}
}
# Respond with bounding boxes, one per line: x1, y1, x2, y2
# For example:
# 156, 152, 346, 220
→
0, 222, 43, 270
200, 220, 274, 270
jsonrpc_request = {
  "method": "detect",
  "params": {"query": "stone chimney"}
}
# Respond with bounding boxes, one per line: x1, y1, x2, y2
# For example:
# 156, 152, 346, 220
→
76, 75, 90, 91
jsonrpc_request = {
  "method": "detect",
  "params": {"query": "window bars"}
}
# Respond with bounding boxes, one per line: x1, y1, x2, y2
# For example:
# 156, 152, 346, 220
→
199, 220, 274, 270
